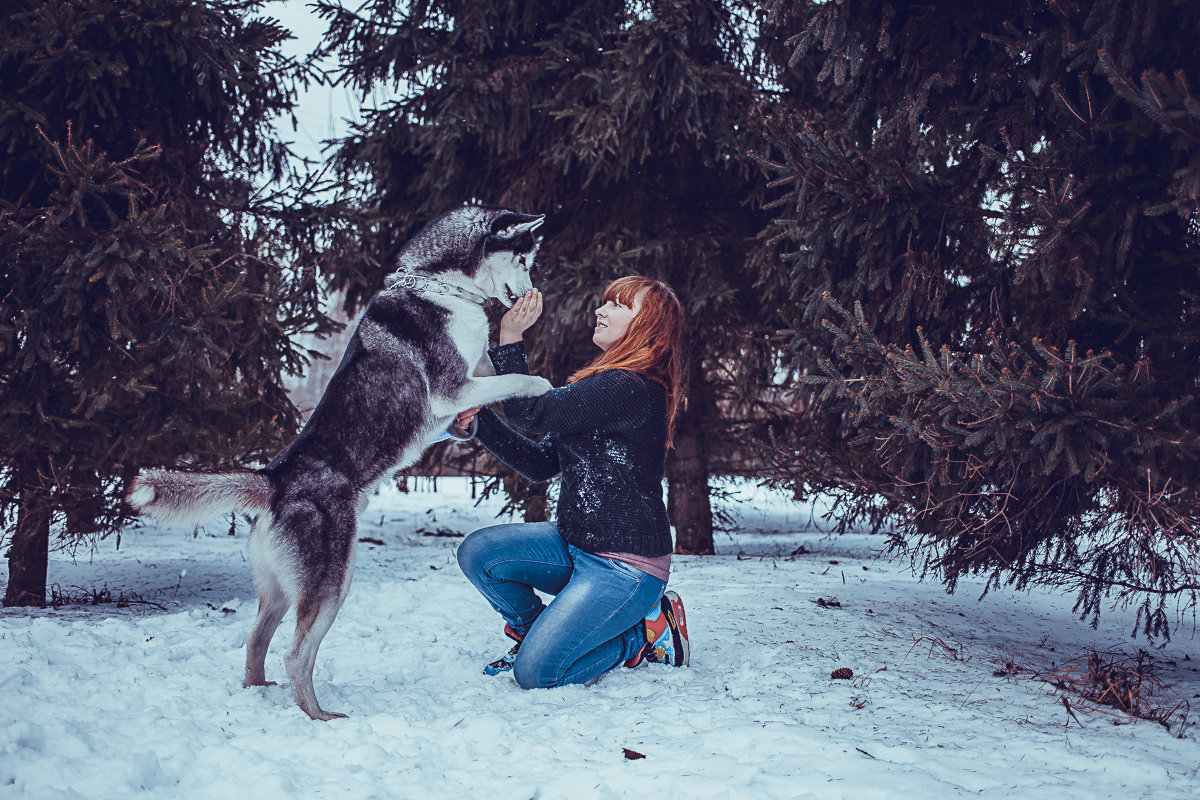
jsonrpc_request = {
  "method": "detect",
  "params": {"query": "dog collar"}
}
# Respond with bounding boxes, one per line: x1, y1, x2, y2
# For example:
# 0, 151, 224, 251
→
390, 272, 490, 305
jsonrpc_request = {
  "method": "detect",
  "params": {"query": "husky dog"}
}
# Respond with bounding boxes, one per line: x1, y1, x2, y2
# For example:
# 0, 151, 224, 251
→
128, 205, 551, 720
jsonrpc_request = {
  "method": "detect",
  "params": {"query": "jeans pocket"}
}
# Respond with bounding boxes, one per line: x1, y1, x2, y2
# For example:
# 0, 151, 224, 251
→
602, 556, 648, 581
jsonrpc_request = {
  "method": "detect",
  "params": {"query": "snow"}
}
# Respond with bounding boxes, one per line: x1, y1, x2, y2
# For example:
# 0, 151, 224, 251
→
2, 478, 1198, 799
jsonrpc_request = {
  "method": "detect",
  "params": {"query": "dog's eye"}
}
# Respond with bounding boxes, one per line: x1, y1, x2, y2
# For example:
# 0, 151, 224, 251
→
518, 255, 528, 268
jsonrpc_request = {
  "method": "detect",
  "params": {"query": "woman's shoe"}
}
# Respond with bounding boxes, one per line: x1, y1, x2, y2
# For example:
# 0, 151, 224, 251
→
624, 602, 666, 668
483, 623, 524, 675
625, 591, 689, 668
652, 591, 689, 667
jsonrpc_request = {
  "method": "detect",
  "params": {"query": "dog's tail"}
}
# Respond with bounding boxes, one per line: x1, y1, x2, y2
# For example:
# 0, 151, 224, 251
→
128, 468, 274, 528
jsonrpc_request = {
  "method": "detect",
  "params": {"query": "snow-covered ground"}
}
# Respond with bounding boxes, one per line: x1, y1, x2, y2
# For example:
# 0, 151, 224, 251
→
2, 478, 1197, 799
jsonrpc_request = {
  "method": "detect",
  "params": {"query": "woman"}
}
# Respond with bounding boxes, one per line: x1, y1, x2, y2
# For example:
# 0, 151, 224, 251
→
453, 275, 689, 689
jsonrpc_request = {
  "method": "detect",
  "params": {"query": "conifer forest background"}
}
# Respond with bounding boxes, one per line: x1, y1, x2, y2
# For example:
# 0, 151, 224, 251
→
2, 0, 1199, 640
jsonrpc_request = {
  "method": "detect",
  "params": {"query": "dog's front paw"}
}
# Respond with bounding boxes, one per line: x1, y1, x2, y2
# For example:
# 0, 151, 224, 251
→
524, 376, 553, 396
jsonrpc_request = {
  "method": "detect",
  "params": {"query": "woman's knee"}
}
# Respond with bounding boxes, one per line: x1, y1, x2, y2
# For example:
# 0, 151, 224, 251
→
455, 525, 506, 576
512, 653, 559, 690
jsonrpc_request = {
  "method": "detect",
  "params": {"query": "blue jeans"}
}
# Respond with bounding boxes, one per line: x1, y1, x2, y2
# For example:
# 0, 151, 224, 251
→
456, 521, 666, 689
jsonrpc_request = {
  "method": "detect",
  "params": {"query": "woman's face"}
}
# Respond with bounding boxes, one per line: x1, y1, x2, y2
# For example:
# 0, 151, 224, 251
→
593, 291, 642, 351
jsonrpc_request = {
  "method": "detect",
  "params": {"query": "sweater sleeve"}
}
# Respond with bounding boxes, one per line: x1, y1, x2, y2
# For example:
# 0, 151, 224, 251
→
473, 408, 560, 483
486, 341, 652, 436
487, 341, 530, 375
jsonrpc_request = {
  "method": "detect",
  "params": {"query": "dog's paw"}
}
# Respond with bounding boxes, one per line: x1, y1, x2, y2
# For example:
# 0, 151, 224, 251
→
310, 709, 349, 721
524, 376, 553, 396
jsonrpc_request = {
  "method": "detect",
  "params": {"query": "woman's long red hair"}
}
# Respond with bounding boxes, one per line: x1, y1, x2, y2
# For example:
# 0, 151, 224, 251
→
568, 276, 683, 447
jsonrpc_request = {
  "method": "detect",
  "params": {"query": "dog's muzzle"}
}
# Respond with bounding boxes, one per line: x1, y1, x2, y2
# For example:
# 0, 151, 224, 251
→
502, 285, 527, 306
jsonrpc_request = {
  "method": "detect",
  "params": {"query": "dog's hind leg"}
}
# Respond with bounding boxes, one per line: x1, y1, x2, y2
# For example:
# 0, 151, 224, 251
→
286, 584, 351, 721
285, 514, 357, 721
244, 518, 293, 687
244, 572, 288, 688
271, 479, 358, 720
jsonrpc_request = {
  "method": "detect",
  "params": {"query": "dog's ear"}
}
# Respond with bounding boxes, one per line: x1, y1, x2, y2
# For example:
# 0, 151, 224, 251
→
490, 212, 545, 238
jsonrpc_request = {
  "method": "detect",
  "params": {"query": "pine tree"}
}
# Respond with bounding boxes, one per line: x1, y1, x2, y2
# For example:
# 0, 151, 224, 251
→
0, 0, 335, 606
757, 0, 1200, 636
317, 0, 774, 553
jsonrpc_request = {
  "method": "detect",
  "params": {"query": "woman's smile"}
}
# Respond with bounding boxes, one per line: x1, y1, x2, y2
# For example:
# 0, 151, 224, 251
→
593, 294, 641, 351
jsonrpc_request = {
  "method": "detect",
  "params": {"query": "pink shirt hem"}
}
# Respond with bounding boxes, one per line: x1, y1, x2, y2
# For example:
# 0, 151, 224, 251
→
600, 551, 672, 582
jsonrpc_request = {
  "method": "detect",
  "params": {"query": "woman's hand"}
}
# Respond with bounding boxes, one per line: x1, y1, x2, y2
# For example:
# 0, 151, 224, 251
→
455, 407, 480, 434
499, 289, 543, 345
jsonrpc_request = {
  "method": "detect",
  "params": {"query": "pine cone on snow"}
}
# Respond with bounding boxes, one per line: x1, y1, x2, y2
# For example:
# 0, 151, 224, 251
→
830, 667, 853, 680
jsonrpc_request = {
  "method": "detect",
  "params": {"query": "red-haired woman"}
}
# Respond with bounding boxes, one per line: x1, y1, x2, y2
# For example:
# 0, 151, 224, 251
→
453, 276, 689, 689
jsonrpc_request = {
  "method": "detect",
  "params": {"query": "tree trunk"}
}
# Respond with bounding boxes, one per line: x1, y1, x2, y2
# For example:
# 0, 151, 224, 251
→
504, 474, 549, 523
523, 483, 549, 524
667, 424, 715, 554
667, 348, 715, 555
4, 474, 51, 607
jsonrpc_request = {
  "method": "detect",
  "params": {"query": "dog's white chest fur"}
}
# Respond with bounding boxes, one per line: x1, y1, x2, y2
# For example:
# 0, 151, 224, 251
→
444, 301, 490, 366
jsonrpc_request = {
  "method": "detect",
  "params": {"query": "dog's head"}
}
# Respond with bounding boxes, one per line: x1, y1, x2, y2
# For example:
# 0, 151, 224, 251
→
396, 205, 545, 306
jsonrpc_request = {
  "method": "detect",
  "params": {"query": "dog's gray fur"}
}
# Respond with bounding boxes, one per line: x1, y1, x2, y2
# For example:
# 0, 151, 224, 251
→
128, 205, 550, 720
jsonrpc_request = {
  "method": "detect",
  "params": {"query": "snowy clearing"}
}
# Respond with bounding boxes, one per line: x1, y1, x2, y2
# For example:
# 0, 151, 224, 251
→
2, 478, 1198, 799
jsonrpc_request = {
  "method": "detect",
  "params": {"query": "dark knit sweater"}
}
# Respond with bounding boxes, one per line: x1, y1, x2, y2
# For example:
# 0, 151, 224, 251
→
473, 342, 672, 557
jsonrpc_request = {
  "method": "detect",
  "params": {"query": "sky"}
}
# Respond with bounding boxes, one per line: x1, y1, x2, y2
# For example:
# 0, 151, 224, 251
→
269, 0, 362, 168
